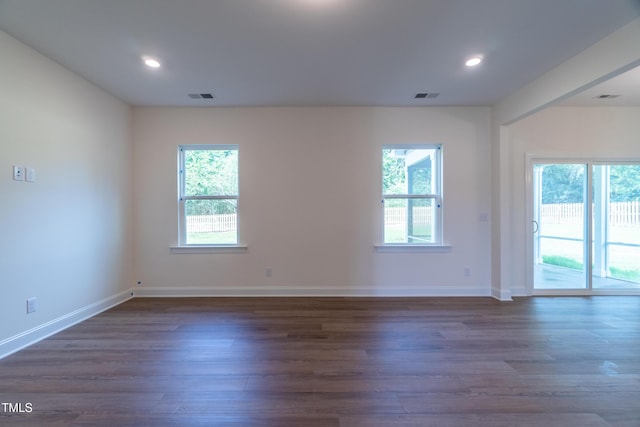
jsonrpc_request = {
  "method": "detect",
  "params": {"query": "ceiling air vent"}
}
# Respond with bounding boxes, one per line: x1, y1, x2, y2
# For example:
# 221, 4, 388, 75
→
188, 93, 215, 99
415, 92, 440, 99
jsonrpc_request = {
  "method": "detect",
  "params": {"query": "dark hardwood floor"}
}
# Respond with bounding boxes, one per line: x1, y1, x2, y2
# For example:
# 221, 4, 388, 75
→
1, 297, 639, 426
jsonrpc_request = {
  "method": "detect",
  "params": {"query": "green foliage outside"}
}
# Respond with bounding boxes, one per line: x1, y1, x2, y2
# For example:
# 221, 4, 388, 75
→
383, 150, 406, 195
187, 231, 236, 245
184, 149, 238, 215
542, 255, 583, 270
610, 165, 640, 202
382, 148, 433, 212
541, 164, 640, 204
540, 164, 585, 203
609, 266, 640, 282
383, 149, 432, 196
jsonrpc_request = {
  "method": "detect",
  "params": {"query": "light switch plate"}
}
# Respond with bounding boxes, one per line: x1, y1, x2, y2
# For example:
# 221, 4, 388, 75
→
26, 167, 36, 182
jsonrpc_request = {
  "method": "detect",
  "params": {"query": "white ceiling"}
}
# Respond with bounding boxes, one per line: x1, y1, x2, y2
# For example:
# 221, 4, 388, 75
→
0, 0, 638, 107
559, 65, 640, 107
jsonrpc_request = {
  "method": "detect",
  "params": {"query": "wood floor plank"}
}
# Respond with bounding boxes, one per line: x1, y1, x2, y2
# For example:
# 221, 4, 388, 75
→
0, 296, 638, 426
72, 414, 340, 427
338, 413, 611, 427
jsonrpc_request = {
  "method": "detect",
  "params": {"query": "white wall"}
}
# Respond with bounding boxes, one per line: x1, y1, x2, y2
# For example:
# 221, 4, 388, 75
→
0, 31, 133, 356
133, 106, 492, 296
506, 106, 640, 295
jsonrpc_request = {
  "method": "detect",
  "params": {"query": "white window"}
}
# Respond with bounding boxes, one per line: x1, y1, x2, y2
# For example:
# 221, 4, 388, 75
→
382, 145, 442, 245
178, 145, 238, 246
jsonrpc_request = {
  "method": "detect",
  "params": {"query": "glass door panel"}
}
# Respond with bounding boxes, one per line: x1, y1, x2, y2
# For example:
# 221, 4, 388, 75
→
592, 164, 640, 289
533, 163, 588, 290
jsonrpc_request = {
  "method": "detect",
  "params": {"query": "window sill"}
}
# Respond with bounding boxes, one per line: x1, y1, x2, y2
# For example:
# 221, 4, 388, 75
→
374, 244, 452, 253
170, 245, 248, 254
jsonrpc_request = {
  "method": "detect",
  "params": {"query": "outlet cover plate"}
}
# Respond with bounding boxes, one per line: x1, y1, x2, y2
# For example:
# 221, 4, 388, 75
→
13, 165, 25, 181
26, 297, 37, 313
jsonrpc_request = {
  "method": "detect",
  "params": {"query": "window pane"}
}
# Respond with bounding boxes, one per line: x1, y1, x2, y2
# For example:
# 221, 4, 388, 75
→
184, 149, 238, 196
185, 199, 237, 245
607, 246, 640, 286
383, 148, 436, 195
384, 198, 435, 243
592, 164, 640, 288
607, 164, 640, 286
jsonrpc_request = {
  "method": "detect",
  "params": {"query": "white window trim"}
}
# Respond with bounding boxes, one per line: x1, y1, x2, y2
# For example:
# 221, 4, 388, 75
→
380, 144, 444, 247
374, 244, 452, 253
176, 144, 243, 251
170, 245, 247, 254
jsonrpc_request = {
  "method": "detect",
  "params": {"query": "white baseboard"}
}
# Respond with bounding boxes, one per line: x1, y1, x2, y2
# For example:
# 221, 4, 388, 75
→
0, 289, 134, 360
509, 287, 528, 298
491, 287, 513, 301
133, 285, 492, 298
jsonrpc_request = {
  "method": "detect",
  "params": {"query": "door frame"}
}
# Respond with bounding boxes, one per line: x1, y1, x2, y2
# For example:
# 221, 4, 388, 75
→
525, 154, 640, 296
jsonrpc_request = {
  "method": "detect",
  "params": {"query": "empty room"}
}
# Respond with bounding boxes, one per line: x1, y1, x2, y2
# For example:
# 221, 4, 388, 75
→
1, 1, 640, 425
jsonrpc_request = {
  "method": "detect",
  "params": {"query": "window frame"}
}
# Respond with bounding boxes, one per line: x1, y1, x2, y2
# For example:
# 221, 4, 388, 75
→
381, 144, 444, 246
177, 144, 240, 247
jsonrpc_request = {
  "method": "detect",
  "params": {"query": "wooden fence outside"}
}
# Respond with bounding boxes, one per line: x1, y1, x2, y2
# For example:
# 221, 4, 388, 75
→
187, 202, 640, 232
187, 214, 237, 232
384, 207, 433, 225
188, 207, 434, 232
541, 201, 640, 226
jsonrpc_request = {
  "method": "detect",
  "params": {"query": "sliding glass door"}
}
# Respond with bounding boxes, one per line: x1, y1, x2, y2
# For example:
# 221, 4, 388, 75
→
532, 163, 588, 290
531, 161, 640, 292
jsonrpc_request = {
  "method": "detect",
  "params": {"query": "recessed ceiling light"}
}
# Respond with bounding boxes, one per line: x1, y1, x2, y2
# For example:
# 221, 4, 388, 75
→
287, 0, 344, 11
298, 0, 341, 6
465, 56, 483, 67
143, 57, 161, 68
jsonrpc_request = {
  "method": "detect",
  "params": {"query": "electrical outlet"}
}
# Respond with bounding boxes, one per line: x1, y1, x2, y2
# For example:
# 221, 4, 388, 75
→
26, 297, 37, 314
265, 267, 272, 277
464, 267, 471, 277
13, 165, 25, 181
